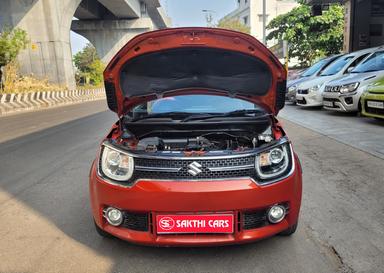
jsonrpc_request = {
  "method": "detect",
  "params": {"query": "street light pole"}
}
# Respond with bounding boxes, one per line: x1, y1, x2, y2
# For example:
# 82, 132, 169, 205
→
202, 9, 215, 27
262, 0, 267, 45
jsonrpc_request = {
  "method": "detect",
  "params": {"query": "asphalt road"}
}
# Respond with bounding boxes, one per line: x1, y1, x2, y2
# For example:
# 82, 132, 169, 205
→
0, 101, 383, 273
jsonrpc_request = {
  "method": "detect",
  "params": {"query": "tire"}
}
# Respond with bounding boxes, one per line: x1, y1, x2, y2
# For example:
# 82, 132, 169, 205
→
279, 222, 298, 236
94, 221, 114, 238
358, 99, 362, 113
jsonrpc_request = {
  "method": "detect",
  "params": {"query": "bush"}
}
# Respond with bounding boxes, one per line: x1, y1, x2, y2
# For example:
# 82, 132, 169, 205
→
1, 62, 65, 93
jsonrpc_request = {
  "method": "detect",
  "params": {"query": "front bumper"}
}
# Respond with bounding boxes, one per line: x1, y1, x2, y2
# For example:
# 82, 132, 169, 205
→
296, 93, 323, 107
89, 157, 302, 246
361, 92, 384, 119
322, 91, 360, 112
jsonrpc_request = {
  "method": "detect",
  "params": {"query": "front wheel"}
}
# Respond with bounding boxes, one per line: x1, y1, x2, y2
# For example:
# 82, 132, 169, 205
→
279, 222, 298, 236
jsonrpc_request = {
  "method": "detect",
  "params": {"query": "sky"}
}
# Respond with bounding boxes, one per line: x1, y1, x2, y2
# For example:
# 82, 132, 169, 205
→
70, 0, 237, 55
160, 0, 236, 27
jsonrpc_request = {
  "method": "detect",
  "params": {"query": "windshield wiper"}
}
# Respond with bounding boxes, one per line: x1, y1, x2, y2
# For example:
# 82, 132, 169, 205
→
181, 109, 268, 122
128, 112, 191, 122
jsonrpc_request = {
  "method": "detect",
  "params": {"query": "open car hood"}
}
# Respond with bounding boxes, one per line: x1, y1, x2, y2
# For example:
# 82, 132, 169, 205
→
104, 27, 287, 116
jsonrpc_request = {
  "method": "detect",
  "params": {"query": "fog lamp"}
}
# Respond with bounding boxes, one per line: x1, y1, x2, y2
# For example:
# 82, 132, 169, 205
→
105, 207, 123, 226
267, 205, 286, 224
344, 97, 353, 105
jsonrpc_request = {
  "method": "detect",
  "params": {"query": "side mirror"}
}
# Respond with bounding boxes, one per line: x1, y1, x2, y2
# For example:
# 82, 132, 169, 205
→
346, 67, 355, 73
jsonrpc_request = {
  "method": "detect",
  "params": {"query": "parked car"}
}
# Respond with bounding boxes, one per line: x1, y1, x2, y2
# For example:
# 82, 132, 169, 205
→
286, 55, 342, 103
323, 48, 384, 112
90, 28, 303, 246
296, 48, 376, 107
361, 77, 384, 119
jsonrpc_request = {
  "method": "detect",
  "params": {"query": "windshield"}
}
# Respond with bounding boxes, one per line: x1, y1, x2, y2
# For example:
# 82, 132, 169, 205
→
301, 59, 329, 77
128, 95, 263, 117
351, 51, 384, 73
320, 56, 354, 76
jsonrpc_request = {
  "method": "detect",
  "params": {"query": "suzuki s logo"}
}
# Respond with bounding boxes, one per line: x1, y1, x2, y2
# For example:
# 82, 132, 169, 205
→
188, 161, 202, 176
158, 217, 175, 231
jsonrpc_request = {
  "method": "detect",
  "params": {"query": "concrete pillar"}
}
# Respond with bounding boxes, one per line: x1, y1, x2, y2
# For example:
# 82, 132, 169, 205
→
71, 18, 156, 64
0, 0, 81, 89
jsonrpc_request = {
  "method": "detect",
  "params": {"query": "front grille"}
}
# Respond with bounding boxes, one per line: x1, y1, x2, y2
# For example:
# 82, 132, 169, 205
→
296, 97, 307, 105
243, 210, 268, 230
297, 89, 309, 95
365, 101, 384, 115
122, 211, 149, 231
133, 155, 256, 181
323, 98, 340, 102
324, 85, 341, 92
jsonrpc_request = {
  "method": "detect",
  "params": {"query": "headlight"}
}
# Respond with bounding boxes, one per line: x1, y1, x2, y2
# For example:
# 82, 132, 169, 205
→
340, 82, 359, 94
309, 84, 322, 93
255, 143, 291, 180
288, 85, 297, 92
100, 145, 134, 181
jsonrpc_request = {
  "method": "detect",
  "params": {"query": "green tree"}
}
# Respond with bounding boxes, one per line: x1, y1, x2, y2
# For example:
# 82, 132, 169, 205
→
217, 18, 250, 34
73, 43, 105, 86
0, 27, 28, 68
88, 59, 104, 86
266, 4, 344, 66
0, 27, 28, 89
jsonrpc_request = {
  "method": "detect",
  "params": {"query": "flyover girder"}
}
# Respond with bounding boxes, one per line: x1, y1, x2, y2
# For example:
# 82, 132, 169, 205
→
0, 0, 170, 89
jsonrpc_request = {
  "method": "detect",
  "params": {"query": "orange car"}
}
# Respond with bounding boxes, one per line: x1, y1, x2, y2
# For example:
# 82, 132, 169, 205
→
89, 27, 302, 246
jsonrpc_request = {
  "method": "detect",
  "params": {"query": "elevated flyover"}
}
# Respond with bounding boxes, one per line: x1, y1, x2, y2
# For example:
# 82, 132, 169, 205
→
0, 0, 170, 89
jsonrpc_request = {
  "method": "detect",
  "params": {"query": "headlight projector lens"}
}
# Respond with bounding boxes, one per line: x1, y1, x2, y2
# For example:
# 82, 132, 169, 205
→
105, 207, 123, 226
107, 151, 121, 167
269, 148, 284, 164
267, 205, 286, 224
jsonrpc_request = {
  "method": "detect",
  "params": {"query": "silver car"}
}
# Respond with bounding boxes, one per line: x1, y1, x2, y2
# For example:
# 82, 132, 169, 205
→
296, 47, 376, 107
323, 49, 384, 112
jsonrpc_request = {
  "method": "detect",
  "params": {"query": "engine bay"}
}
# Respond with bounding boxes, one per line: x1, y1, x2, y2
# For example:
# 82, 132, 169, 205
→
134, 132, 273, 153
111, 116, 276, 155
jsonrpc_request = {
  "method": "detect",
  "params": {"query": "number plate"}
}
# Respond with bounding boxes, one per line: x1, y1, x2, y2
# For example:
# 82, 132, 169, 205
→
323, 101, 334, 107
156, 214, 234, 234
367, 101, 384, 109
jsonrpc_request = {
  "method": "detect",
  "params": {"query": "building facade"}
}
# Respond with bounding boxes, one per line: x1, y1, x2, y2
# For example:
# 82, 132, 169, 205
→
307, 0, 384, 52
223, 0, 299, 46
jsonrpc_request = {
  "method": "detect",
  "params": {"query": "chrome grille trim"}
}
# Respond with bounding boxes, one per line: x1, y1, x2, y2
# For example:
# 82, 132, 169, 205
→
208, 164, 255, 172
297, 89, 309, 95
135, 166, 182, 172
